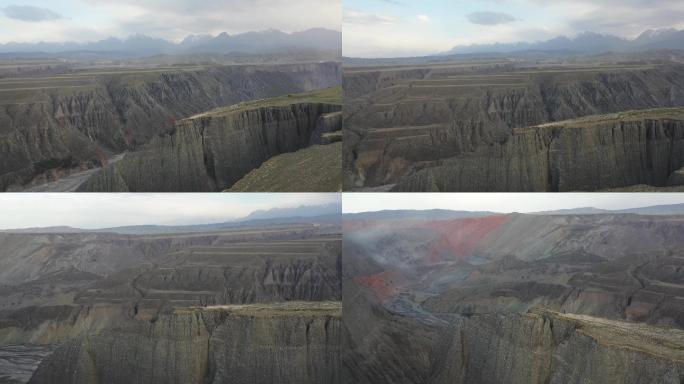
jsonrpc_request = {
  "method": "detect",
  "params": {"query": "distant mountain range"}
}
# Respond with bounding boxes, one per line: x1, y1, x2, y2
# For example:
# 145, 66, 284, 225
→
244, 203, 341, 221
0, 28, 341, 57
538, 204, 684, 216
2, 202, 342, 234
343, 209, 495, 221
444, 28, 684, 55
345, 203, 684, 220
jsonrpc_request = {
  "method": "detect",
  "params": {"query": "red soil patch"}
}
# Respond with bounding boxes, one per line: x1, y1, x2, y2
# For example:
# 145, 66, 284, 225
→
350, 215, 510, 301
422, 216, 509, 263
355, 271, 404, 302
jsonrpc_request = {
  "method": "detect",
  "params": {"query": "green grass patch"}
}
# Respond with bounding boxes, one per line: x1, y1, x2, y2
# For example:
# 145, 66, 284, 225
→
529, 107, 684, 130
191, 87, 342, 119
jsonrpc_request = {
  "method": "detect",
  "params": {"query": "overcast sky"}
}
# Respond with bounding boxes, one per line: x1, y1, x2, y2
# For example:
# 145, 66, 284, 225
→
343, 0, 684, 58
343, 193, 684, 213
0, 0, 341, 43
0, 193, 340, 229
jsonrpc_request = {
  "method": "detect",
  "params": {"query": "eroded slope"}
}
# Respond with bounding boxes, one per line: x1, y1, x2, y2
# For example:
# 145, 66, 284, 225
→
0, 62, 340, 191
0, 223, 342, 383
344, 62, 684, 191
343, 213, 684, 383
78, 88, 343, 192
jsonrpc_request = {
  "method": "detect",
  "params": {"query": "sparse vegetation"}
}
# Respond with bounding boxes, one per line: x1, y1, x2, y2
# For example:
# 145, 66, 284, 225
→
227, 143, 342, 192
178, 300, 342, 317
188, 86, 342, 119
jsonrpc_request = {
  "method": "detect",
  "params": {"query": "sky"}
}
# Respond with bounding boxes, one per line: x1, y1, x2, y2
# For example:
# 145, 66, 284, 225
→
0, 193, 340, 229
343, 0, 684, 57
0, 0, 341, 44
343, 193, 684, 213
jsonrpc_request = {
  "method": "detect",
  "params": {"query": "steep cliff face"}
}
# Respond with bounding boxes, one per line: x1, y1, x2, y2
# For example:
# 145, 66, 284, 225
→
392, 111, 684, 191
0, 62, 341, 191
28, 302, 341, 384
205, 303, 341, 384
342, 213, 684, 383
344, 300, 684, 384
0, 226, 342, 383
78, 98, 342, 192
0, 230, 341, 313
311, 111, 342, 145
223, 109, 343, 192
344, 63, 684, 190
428, 310, 684, 384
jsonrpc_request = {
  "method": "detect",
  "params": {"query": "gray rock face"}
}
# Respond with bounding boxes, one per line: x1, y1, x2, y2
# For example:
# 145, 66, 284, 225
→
0, 62, 341, 191
393, 116, 684, 191
342, 212, 684, 383
0, 344, 54, 383
0, 230, 341, 314
0, 225, 342, 383
432, 311, 684, 384
668, 167, 684, 186
207, 306, 341, 384
78, 102, 342, 191
310, 111, 342, 145
344, 63, 684, 191
28, 304, 341, 384
344, 268, 684, 384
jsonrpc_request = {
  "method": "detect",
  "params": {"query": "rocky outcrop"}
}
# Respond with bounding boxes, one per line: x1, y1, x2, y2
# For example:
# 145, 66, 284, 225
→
342, 212, 684, 383
311, 111, 342, 145
0, 344, 54, 384
78, 101, 342, 192
0, 226, 342, 383
668, 167, 684, 186
344, 290, 684, 384
0, 228, 340, 310
0, 62, 341, 191
0, 230, 309, 286
431, 310, 684, 384
344, 63, 684, 190
392, 111, 684, 191
28, 302, 341, 384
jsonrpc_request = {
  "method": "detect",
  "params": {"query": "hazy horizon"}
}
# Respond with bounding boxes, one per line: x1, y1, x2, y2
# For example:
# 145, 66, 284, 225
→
0, 193, 340, 230
0, 27, 341, 45
0, 0, 341, 44
343, 193, 684, 214
343, 0, 684, 58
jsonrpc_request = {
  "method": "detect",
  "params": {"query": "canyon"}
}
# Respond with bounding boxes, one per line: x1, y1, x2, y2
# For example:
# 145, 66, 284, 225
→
343, 61, 684, 191
343, 208, 684, 383
0, 60, 341, 192
0, 218, 342, 383
78, 88, 342, 192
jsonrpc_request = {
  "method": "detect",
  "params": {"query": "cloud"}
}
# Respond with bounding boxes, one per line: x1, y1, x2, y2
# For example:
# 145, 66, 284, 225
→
417, 14, 430, 23
564, 1, 684, 37
379, 0, 404, 4
0, 0, 340, 43
1, 5, 63, 22
342, 0, 684, 58
344, 8, 395, 25
467, 11, 516, 25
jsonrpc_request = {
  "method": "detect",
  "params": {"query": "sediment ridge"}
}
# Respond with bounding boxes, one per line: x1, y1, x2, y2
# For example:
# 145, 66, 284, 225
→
78, 88, 342, 191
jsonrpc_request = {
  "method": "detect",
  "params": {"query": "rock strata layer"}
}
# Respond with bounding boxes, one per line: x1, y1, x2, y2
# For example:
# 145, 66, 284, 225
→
0, 62, 340, 191
29, 302, 341, 384
392, 110, 684, 191
344, 63, 684, 191
79, 90, 342, 192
